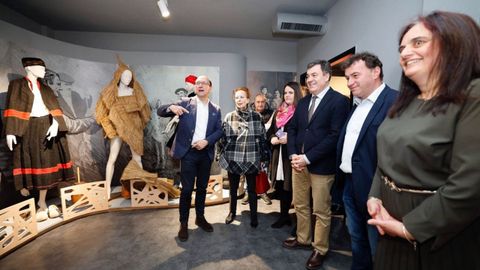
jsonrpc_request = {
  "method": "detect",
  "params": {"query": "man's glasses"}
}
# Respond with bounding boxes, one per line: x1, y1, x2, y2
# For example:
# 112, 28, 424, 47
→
195, 81, 210, 86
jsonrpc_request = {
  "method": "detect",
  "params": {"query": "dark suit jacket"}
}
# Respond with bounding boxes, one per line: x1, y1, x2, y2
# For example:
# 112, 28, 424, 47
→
336, 85, 398, 206
158, 98, 223, 161
287, 88, 350, 175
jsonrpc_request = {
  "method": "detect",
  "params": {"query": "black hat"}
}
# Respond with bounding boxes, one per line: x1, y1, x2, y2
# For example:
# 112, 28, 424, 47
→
175, 88, 188, 95
21, 57, 46, 67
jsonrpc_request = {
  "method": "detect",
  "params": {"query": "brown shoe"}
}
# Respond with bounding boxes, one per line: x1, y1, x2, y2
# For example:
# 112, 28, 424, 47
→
195, 216, 214, 232
282, 237, 312, 250
306, 250, 326, 270
178, 222, 188, 242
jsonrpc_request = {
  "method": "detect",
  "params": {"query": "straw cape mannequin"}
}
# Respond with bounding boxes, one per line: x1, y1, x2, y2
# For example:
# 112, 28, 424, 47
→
95, 58, 151, 199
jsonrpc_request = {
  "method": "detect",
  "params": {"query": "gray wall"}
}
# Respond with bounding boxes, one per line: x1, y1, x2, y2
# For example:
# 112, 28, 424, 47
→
0, 2, 296, 74
423, 0, 480, 23
297, 0, 479, 89
297, 0, 422, 89
0, 20, 245, 113
2, 0, 477, 94
54, 31, 297, 73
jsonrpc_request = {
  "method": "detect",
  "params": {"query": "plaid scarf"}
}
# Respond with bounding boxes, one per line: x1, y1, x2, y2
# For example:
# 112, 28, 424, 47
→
218, 108, 267, 175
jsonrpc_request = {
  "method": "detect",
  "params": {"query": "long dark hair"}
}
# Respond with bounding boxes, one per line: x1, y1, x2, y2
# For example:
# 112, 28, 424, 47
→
389, 11, 480, 117
282, 81, 301, 107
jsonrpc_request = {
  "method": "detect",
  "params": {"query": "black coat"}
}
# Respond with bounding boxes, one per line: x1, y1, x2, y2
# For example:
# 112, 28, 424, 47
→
267, 111, 293, 191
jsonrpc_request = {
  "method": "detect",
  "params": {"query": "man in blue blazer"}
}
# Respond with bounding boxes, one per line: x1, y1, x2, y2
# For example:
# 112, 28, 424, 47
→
283, 60, 350, 270
158, 75, 222, 242
336, 53, 398, 270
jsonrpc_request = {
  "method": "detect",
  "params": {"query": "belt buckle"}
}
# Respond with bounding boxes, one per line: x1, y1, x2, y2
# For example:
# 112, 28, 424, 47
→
383, 176, 401, 192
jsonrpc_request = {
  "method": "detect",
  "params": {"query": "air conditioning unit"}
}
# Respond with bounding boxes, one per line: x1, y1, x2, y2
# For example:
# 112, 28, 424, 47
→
273, 13, 327, 35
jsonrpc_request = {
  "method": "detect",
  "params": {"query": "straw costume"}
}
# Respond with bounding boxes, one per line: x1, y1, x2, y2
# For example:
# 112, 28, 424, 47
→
95, 57, 151, 155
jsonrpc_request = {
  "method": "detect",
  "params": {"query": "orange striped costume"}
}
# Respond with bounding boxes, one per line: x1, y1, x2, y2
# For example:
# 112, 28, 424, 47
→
4, 78, 74, 190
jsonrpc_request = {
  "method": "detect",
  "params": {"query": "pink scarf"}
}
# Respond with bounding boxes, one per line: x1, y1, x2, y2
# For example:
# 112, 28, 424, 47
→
276, 102, 295, 128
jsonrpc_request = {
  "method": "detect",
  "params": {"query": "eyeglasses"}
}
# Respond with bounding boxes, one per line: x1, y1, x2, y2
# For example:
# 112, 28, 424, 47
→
195, 81, 210, 86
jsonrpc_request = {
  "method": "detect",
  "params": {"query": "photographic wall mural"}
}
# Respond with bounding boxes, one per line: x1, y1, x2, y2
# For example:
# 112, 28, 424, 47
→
247, 71, 296, 110
0, 39, 219, 206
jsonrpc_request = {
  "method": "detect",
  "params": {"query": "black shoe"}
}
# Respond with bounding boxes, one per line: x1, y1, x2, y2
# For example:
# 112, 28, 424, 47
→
178, 222, 188, 242
225, 212, 236, 224
271, 216, 292, 228
195, 216, 214, 232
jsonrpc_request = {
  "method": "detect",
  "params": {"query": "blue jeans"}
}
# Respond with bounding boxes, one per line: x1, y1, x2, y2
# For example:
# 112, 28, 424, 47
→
343, 174, 378, 270
179, 148, 211, 223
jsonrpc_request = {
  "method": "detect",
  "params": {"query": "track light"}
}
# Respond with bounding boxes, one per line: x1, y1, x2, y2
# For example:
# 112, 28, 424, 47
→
157, 0, 170, 18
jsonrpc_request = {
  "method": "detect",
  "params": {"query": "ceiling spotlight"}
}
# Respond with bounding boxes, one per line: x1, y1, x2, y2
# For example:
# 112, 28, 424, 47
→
157, 0, 170, 18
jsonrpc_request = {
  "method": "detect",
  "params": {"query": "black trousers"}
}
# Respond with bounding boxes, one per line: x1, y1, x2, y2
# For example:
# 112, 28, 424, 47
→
179, 148, 211, 223
274, 180, 292, 218
228, 172, 257, 221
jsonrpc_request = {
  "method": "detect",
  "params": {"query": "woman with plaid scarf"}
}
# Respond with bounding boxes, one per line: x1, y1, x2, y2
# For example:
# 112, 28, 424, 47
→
218, 87, 268, 228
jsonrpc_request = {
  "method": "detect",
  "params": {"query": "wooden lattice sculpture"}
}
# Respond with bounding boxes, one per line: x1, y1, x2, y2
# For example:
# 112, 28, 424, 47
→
60, 181, 108, 221
206, 174, 223, 202
192, 174, 223, 204
0, 199, 37, 256
130, 179, 169, 207
121, 161, 180, 198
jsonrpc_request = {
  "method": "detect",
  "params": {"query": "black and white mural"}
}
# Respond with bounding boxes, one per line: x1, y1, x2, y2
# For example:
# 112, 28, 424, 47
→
0, 39, 219, 205
247, 71, 296, 110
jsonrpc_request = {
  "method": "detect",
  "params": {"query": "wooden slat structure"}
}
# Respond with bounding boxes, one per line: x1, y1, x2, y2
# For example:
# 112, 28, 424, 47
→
60, 181, 108, 221
0, 199, 37, 256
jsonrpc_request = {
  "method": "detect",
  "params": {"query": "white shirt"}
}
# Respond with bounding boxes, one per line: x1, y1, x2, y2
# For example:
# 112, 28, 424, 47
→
340, 83, 385, 173
308, 85, 330, 114
303, 85, 330, 165
192, 96, 209, 145
30, 81, 49, 117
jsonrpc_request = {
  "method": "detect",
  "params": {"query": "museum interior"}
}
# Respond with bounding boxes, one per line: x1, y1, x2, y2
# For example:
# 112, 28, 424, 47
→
0, 0, 478, 269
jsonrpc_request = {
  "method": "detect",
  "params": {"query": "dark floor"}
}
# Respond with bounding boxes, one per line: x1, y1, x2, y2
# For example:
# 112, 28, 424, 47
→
0, 200, 352, 270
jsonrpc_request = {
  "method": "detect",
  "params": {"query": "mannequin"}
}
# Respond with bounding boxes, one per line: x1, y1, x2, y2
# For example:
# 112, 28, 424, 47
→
95, 58, 151, 199
104, 70, 142, 197
4, 57, 74, 221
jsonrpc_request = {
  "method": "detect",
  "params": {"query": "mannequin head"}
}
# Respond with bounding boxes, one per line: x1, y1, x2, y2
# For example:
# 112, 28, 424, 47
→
25, 65, 46, 79
119, 69, 133, 87
22, 57, 47, 79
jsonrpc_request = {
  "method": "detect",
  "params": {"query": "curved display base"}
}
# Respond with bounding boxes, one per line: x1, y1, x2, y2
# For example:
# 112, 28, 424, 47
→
0, 199, 37, 256
0, 177, 230, 258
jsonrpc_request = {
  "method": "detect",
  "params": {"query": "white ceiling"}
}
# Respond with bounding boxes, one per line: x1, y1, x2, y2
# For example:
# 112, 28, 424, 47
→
1, 0, 338, 40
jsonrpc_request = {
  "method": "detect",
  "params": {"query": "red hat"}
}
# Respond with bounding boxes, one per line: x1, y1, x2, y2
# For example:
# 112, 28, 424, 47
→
185, 74, 197, 84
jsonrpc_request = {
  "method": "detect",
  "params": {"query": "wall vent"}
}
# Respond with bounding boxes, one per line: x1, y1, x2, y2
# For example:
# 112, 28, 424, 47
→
273, 13, 327, 35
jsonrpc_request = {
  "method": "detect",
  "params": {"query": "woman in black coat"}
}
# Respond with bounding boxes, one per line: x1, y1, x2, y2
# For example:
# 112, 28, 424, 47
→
267, 82, 301, 228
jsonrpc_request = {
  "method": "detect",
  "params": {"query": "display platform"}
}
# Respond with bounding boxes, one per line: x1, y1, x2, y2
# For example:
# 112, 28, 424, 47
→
0, 178, 229, 258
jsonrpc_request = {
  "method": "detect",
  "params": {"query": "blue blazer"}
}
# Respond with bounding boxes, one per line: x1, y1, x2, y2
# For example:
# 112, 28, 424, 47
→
335, 85, 398, 206
287, 88, 350, 175
158, 98, 223, 161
